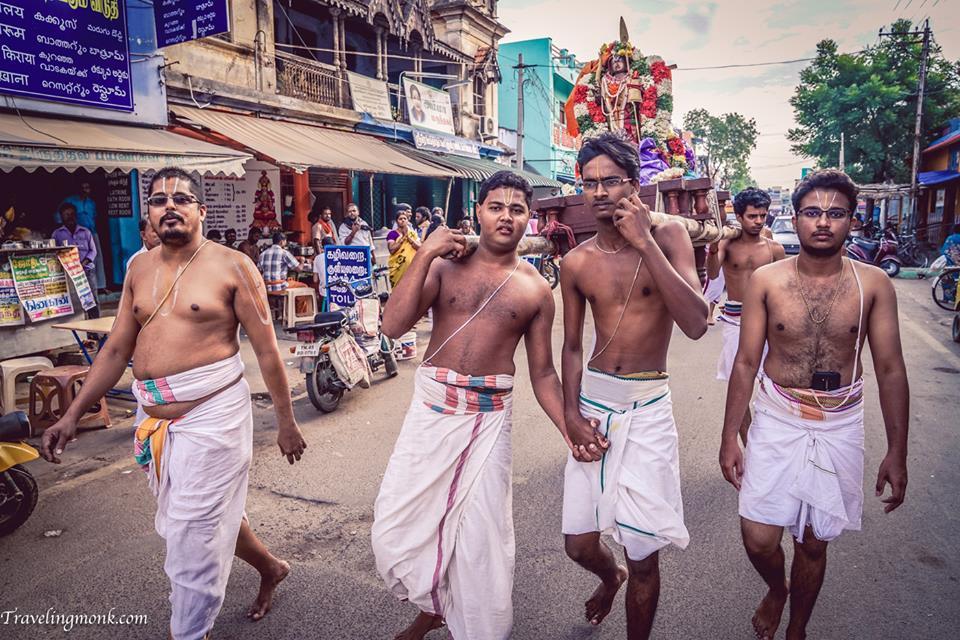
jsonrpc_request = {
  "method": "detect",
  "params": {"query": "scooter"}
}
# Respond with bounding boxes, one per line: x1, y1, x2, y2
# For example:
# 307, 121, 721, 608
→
0, 411, 39, 536
846, 234, 901, 277
287, 273, 398, 413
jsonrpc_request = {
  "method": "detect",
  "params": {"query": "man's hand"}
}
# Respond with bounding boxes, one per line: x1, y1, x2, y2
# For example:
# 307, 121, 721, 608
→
277, 422, 307, 465
614, 193, 655, 249
719, 438, 744, 491
40, 417, 79, 464
565, 412, 608, 462
875, 452, 907, 513
352, 220, 362, 232
421, 226, 467, 260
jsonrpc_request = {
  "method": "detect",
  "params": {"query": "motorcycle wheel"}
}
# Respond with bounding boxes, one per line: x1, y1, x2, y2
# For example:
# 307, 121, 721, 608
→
0, 465, 38, 537
932, 271, 959, 311
544, 262, 560, 290
880, 259, 900, 278
306, 362, 343, 413
953, 315, 960, 343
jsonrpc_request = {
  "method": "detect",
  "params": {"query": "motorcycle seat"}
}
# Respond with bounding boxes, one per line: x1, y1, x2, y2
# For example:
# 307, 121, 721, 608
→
853, 237, 879, 250
0, 411, 30, 441
285, 311, 347, 333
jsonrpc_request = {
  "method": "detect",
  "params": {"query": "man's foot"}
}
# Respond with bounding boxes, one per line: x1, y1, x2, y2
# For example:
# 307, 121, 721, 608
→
751, 583, 789, 639
708, 316, 717, 325
585, 565, 628, 625
246, 559, 290, 621
394, 611, 444, 640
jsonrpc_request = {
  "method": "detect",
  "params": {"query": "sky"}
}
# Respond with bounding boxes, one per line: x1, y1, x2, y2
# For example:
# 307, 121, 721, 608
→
498, 0, 960, 189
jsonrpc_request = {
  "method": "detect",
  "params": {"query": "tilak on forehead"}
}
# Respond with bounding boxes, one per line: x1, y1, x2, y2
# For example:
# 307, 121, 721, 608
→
814, 189, 839, 211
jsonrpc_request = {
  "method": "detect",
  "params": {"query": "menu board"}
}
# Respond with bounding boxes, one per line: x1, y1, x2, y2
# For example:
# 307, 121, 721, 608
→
9, 254, 74, 322
0, 262, 23, 327
58, 248, 98, 311
106, 170, 134, 218
0, 1, 133, 111
154, 0, 230, 48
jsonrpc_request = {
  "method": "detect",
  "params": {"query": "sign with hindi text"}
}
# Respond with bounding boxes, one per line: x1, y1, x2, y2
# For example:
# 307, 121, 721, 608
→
9, 253, 73, 322
0, 0, 132, 111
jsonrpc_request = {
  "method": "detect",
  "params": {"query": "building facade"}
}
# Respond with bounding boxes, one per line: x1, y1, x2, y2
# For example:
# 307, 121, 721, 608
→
918, 117, 960, 244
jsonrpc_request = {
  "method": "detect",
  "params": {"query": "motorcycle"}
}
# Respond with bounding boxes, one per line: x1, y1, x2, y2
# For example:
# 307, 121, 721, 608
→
846, 234, 901, 277
0, 411, 39, 537
287, 272, 398, 413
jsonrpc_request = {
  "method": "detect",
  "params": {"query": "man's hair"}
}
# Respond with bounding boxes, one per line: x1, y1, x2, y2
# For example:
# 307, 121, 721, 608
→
272, 231, 285, 245
206, 229, 222, 241
395, 202, 412, 214
415, 206, 431, 220
308, 211, 319, 223
478, 171, 533, 208
791, 169, 859, 213
576, 132, 641, 182
59, 202, 76, 215
733, 187, 772, 216
150, 167, 203, 201
248, 226, 261, 239
321, 236, 335, 247
138, 216, 149, 232
225, 228, 236, 236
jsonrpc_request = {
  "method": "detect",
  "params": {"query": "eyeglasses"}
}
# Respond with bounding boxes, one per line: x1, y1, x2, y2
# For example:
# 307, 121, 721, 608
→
146, 194, 202, 208
580, 176, 632, 192
798, 207, 850, 220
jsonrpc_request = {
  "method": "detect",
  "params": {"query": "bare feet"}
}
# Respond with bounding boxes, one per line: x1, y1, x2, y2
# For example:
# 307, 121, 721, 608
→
585, 564, 628, 625
752, 583, 789, 639
246, 559, 290, 621
394, 611, 444, 640
708, 317, 717, 325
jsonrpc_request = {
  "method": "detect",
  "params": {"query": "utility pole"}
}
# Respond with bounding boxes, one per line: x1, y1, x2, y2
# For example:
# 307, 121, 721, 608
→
514, 53, 534, 170
880, 18, 931, 233
839, 132, 845, 171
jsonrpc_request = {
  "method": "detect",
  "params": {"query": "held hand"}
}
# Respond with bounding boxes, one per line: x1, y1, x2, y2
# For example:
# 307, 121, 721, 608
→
566, 413, 609, 462
613, 193, 654, 248
40, 417, 79, 464
277, 422, 307, 465
421, 226, 467, 260
719, 438, 744, 491
875, 452, 907, 513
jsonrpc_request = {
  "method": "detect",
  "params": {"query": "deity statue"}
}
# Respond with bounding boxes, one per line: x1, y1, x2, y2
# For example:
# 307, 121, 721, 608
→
252, 171, 279, 230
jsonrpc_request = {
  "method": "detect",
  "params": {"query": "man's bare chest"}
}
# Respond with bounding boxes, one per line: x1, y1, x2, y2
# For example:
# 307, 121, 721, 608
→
130, 271, 232, 327
725, 241, 773, 274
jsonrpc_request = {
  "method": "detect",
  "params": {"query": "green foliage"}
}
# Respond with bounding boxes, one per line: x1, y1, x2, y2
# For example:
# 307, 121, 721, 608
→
657, 93, 673, 113
788, 20, 960, 184
683, 108, 759, 189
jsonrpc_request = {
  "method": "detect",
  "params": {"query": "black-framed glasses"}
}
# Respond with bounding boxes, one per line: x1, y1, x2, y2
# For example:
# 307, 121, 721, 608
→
798, 207, 850, 220
580, 176, 632, 192
146, 194, 202, 208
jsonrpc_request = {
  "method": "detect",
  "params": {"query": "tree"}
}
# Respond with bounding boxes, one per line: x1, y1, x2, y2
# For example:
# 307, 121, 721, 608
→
683, 108, 759, 190
788, 19, 960, 184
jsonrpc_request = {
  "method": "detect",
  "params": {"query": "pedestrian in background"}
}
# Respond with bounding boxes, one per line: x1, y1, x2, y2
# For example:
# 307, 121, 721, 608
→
414, 206, 431, 240
60, 181, 106, 291
52, 203, 99, 318
386, 209, 420, 288
237, 227, 263, 263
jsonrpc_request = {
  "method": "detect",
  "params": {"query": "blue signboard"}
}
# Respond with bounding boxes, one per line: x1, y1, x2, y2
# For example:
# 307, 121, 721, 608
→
0, 1, 132, 112
324, 246, 372, 308
154, 0, 229, 48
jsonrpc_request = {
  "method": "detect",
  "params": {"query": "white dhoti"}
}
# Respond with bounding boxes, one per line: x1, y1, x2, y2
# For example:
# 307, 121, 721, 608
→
562, 368, 689, 561
132, 353, 251, 640
703, 269, 725, 305
372, 366, 515, 640
717, 300, 742, 381
739, 373, 865, 542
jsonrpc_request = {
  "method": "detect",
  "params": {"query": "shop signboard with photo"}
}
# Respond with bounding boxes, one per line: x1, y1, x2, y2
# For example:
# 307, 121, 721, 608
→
57, 248, 98, 311
324, 245, 372, 308
154, 0, 230, 48
0, 0, 133, 111
9, 253, 73, 322
403, 79, 455, 136
0, 263, 23, 327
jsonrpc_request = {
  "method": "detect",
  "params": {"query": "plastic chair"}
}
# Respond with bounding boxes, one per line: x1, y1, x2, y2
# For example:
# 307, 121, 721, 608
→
0, 356, 54, 413
285, 288, 317, 328
28, 365, 111, 432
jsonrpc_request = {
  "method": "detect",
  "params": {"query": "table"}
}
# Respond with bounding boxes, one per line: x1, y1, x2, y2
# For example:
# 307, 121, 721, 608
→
51, 317, 133, 400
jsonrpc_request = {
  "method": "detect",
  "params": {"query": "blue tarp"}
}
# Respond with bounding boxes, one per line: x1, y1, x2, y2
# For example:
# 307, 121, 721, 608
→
919, 170, 960, 186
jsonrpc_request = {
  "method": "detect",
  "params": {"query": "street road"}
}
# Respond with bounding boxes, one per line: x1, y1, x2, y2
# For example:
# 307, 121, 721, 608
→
1, 278, 958, 639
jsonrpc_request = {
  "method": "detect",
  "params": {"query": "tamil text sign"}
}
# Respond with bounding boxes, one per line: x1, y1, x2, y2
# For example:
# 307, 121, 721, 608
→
324, 246, 372, 308
348, 71, 392, 121
0, 1, 132, 111
412, 130, 480, 159
154, 0, 230, 48
9, 253, 74, 322
404, 79, 454, 136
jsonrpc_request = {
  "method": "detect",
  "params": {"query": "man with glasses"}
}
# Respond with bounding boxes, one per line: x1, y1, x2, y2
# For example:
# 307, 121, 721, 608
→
559, 133, 708, 638
707, 187, 785, 444
719, 169, 908, 640
40, 167, 307, 639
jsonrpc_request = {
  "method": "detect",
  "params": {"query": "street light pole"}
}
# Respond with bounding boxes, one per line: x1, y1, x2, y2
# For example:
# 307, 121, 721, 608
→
907, 19, 931, 234
514, 53, 534, 170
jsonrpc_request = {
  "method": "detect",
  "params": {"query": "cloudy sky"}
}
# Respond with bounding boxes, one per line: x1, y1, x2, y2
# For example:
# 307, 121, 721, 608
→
498, 0, 960, 188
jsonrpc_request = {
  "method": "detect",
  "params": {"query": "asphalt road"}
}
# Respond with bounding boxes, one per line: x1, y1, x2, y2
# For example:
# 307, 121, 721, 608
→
1, 278, 958, 639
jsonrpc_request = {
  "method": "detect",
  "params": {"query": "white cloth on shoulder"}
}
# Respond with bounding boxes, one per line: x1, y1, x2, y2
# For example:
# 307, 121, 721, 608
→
703, 269, 726, 304
739, 372, 865, 542
372, 365, 515, 640
132, 353, 252, 640
562, 367, 689, 561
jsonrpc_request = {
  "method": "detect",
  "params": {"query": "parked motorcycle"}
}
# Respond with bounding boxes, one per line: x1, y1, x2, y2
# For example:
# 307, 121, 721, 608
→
846, 235, 901, 277
0, 411, 39, 537
287, 274, 398, 413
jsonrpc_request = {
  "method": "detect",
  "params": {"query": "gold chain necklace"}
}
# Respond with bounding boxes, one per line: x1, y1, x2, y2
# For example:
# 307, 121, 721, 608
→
795, 256, 846, 325
594, 236, 629, 255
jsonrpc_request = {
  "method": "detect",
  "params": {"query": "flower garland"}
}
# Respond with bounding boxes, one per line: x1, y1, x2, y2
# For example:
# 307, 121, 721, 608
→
569, 41, 689, 177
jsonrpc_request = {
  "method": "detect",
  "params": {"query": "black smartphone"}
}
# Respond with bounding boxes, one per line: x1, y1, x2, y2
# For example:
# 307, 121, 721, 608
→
811, 371, 841, 391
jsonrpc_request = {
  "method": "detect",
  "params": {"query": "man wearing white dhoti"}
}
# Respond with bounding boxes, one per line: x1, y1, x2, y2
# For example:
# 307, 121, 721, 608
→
373, 171, 570, 640
560, 134, 708, 639
42, 167, 308, 640
708, 187, 784, 444
719, 169, 908, 640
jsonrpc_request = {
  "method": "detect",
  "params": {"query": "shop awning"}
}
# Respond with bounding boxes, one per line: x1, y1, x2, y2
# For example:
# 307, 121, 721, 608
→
919, 170, 960, 187
398, 145, 562, 188
171, 106, 456, 177
0, 112, 251, 176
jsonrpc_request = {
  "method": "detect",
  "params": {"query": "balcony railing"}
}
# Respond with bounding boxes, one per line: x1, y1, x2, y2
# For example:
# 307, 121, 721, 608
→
275, 50, 351, 109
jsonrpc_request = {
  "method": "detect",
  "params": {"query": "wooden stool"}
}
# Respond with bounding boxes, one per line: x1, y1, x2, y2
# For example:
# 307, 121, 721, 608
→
267, 291, 286, 323
0, 356, 54, 413
28, 365, 111, 432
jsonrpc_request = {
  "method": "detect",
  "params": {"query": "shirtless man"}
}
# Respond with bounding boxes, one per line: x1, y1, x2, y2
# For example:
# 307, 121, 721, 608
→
40, 167, 307, 640
708, 187, 785, 443
560, 133, 709, 639
719, 169, 908, 640
371, 171, 572, 640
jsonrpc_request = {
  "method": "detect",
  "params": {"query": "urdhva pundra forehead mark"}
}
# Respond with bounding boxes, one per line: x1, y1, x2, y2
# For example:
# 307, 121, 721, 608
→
234, 259, 271, 325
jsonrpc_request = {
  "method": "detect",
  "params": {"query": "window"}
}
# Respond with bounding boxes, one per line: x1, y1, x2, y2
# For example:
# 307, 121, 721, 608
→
473, 76, 486, 117
557, 100, 566, 125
